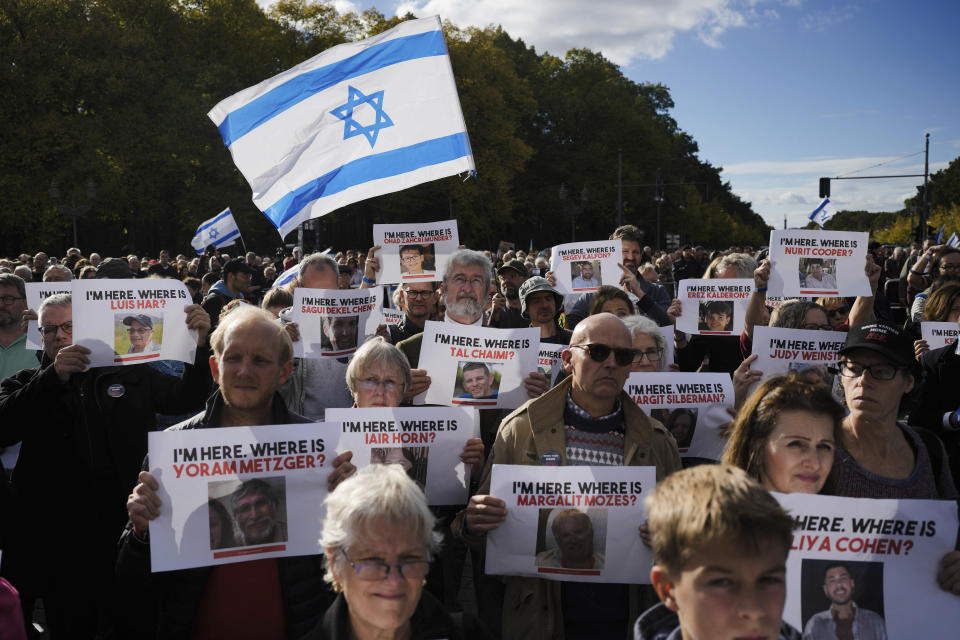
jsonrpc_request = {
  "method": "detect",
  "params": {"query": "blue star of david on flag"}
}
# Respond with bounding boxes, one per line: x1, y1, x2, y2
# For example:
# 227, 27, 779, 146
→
331, 85, 394, 148
208, 228, 219, 239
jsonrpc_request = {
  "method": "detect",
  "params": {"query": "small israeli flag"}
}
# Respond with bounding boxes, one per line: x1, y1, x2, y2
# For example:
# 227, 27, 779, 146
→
947, 232, 959, 248
191, 207, 240, 254
271, 263, 300, 288
809, 198, 836, 229
935, 224, 945, 244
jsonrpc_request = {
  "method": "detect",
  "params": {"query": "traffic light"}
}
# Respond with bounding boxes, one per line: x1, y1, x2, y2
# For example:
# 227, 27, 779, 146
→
819, 178, 831, 199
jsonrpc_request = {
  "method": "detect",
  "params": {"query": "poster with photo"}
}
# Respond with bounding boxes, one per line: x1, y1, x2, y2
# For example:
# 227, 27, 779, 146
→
147, 422, 342, 572
921, 321, 959, 351
549, 241, 623, 294
624, 372, 733, 459
418, 321, 538, 409
72, 279, 197, 368
537, 343, 567, 386
486, 464, 656, 583
776, 492, 960, 637
751, 326, 846, 398
24, 281, 72, 350
768, 230, 870, 298
675, 279, 752, 336
372, 220, 459, 284
292, 288, 382, 358
327, 406, 478, 505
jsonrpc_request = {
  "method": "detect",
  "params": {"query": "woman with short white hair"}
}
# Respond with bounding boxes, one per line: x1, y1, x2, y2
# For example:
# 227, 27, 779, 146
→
306, 465, 490, 639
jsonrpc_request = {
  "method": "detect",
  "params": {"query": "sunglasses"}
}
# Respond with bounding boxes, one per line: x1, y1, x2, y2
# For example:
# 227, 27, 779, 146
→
570, 343, 636, 366
827, 307, 849, 317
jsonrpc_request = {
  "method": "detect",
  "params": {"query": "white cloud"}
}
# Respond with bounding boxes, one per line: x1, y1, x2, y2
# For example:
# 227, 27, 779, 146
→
800, 2, 860, 32
393, 0, 773, 64
722, 156, 902, 176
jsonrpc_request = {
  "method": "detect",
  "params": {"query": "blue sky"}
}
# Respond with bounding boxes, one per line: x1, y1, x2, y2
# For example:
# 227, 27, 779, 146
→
257, 0, 960, 229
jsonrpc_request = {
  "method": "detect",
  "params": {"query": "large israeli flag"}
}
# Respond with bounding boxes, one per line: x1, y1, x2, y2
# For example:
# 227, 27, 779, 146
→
191, 207, 240, 254
808, 198, 836, 229
208, 16, 475, 239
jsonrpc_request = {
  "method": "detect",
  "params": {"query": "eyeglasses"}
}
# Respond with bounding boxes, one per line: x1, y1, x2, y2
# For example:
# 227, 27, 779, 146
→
450, 275, 486, 289
0, 295, 25, 306
632, 348, 663, 364
40, 322, 72, 336
829, 361, 902, 381
800, 323, 834, 331
358, 378, 402, 393
400, 255, 422, 263
128, 327, 151, 334
570, 343, 636, 366
403, 289, 434, 298
340, 548, 430, 581
826, 307, 849, 317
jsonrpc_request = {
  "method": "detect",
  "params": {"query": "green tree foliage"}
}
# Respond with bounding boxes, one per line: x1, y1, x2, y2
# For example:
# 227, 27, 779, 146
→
0, 0, 771, 256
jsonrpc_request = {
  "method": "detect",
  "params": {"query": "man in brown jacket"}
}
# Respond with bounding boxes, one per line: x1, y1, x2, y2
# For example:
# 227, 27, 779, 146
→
456, 313, 682, 639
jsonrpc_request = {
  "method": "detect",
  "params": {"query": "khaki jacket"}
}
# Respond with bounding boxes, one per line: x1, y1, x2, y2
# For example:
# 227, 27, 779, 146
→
454, 376, 682, 639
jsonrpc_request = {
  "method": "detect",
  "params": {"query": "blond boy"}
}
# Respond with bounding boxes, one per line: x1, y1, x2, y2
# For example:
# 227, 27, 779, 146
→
635, 464, 801, 640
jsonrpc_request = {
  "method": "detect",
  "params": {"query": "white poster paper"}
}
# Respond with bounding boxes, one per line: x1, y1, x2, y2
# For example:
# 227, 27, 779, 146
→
776, 492, 960, 637
549, 240, 623, 295
675, 278, 752, 336
292, 288, 382, 358
147, 423, 341, 572
72, 279, 196, 368
921, 321, 959, 351
383, 307, 403, 328
537, 343, 567, 386
657, 325, 676, 368
751, 326, 846, 396
624, 372, 733, 460
25, 281, 73, 350
486, 464, 656, 583
768, 230, 870, 298
372, 220, 459, 284
419, 321, 538, 409
326, 406, 477, 505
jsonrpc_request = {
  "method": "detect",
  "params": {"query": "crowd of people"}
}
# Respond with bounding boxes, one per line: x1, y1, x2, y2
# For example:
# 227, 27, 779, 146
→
0, 226, 958, 640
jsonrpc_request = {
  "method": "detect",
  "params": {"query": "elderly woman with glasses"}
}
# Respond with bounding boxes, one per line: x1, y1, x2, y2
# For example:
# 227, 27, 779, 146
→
306, 465, 491, 639
345, 337, 484, 470
825, 322, 960, 595
621, 314, 671, 373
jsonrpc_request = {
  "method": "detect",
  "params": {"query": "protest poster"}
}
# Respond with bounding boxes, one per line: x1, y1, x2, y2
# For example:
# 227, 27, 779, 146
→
776, 492, 960, 637
921, 321, 959, 350
751, 326, 846, 397
372, 220, 459, 284
382, 306, 403, 328
72, 279, 197, 368
624, 372, 733, 460
326, 406, 477, 505
418, 321, 538, 409
537, 343, 567, 386
548, 240, 623, 294
24, 281, 72, 350
485, 464, 656, 583
768, 230, 870, 298
146, 422, 341, 572
292, 288, 382, 358
675, 278, 752, 336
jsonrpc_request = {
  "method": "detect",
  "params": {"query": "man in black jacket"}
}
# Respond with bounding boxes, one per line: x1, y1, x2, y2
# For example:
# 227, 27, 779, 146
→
119, 305, 355, 639
0, 292, 213, 639
910, 341, 960, 488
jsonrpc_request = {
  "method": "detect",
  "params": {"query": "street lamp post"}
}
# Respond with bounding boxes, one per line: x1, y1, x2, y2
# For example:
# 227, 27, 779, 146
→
49, 179, 96, 249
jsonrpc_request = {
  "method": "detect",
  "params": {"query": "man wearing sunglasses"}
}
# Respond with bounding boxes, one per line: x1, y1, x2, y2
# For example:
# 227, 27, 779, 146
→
457, 312, 681, 639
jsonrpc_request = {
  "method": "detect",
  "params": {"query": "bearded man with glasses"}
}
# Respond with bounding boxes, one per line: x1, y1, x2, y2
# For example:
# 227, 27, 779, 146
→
455, 313, 681, 639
